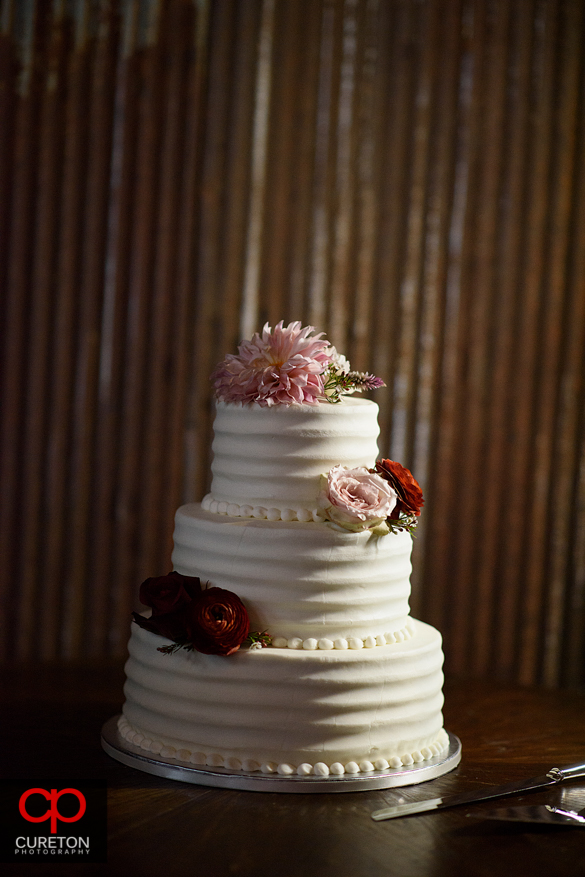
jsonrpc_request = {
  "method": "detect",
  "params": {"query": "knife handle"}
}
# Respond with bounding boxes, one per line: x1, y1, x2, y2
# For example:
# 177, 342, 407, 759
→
548, 760, 585, 781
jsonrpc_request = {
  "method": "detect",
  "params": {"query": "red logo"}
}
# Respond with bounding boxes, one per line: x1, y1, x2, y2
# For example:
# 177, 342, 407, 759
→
19, 788, 86, 834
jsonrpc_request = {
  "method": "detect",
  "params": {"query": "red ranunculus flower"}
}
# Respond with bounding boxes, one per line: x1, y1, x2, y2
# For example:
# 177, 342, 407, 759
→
374, 459, 424, 518
182, 587, 250, 656
139, 571, 202, 616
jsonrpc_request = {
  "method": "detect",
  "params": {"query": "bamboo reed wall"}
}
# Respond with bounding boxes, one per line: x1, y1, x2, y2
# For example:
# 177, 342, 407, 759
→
1, 0, 584, 687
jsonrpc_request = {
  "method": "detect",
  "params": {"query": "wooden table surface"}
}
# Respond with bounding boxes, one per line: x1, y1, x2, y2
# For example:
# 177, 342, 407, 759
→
2, 663, 584, 877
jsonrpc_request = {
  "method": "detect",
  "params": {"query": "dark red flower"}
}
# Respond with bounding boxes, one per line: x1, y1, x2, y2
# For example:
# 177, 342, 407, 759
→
374, 459, 424, 518
139, 571, 202, 616
133, 576, 250, 657
132, 610, 189, 643
182, 587, 250, 656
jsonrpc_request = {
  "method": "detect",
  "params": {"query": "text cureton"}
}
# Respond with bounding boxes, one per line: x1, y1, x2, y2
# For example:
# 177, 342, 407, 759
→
15, 836, 89, 850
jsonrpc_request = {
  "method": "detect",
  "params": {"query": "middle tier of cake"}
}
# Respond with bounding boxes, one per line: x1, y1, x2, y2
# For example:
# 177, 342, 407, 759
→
172, 504, 412, 646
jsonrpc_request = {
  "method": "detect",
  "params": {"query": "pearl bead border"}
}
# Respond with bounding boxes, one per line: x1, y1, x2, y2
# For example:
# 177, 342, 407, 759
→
270, 621, 414, 651
202, 493, 325, 523
117, 716, 449, 778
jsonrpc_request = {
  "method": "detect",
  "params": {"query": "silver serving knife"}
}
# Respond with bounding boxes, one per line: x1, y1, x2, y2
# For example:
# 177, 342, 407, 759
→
371, 760, 585, 821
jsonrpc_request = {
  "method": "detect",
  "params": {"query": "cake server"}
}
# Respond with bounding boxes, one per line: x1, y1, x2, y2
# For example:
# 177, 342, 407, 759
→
465, 804, 585, 826
371, 760, 585, 821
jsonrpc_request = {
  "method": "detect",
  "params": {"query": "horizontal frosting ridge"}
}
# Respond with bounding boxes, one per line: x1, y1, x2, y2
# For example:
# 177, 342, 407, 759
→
171, 505, 413, 642
118, 714, 450, 777
121, 619, 445, 776
208, 398, 380, 512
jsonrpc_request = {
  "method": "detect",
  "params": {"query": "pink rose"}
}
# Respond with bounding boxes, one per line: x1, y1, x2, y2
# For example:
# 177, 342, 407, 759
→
319, 465, 397, 531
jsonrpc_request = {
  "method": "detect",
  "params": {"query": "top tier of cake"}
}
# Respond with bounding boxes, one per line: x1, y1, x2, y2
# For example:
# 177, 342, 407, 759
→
202, 397, 380, 522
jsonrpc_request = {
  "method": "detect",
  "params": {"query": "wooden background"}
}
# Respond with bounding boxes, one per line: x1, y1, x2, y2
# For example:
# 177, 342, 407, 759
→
1, 0, 584, 687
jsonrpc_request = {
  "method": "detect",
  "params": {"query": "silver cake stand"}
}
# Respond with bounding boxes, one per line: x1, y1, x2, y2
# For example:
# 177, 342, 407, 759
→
101, 716, 461, 793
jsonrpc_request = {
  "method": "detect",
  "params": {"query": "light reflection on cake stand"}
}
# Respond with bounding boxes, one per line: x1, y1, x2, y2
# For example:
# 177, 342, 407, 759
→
101, 716, 461, 793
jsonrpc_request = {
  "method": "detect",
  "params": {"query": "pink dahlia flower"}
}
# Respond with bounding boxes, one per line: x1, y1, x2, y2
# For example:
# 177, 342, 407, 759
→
211, 321, 333, 406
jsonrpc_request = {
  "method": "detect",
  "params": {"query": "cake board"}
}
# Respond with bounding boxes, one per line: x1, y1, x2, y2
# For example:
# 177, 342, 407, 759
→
101, 715, 461, 793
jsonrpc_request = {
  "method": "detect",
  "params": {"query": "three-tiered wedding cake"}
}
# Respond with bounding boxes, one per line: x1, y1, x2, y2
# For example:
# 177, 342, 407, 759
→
118, 322, 447, 778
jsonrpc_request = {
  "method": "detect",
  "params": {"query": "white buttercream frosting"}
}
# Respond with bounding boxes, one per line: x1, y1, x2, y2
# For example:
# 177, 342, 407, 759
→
207, 398, 380, 517
171, 505, 412, 643
121, 619, 446, 774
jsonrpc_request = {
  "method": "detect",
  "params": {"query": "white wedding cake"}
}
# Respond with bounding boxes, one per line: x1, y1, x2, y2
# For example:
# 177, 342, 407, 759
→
119, 322, 447, 779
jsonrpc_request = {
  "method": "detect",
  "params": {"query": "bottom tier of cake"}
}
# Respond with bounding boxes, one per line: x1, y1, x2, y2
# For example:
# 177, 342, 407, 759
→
120, 618, 447, 778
